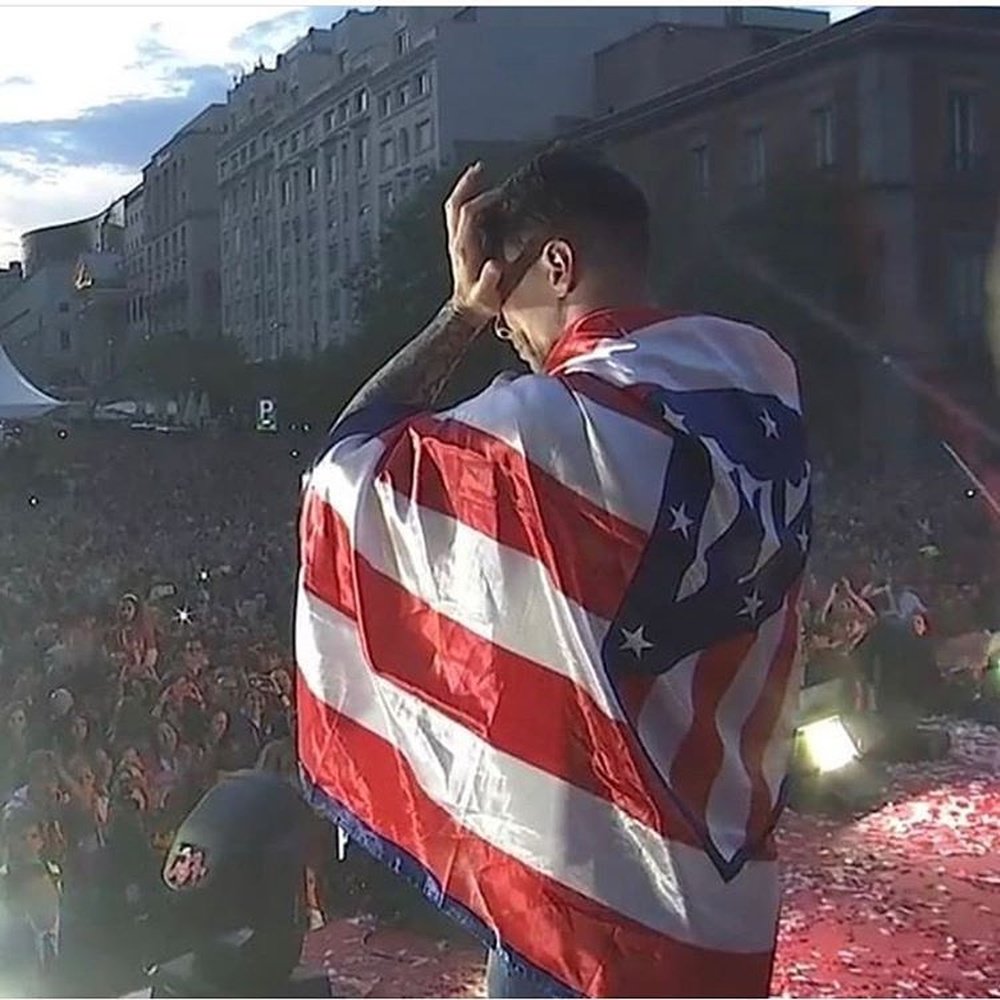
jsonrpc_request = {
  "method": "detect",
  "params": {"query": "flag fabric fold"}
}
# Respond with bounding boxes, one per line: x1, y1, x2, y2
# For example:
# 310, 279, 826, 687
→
296, 309, 811, 997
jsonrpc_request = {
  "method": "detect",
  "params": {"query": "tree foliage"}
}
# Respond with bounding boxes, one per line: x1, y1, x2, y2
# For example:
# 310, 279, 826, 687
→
123, 334, 249, 413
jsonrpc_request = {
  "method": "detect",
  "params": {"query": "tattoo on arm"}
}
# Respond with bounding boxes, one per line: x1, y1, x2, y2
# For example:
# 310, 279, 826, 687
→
337, 301, 483, 422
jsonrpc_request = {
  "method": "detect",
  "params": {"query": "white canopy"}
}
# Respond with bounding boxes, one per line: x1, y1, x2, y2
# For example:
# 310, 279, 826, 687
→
0, 344, 62, 419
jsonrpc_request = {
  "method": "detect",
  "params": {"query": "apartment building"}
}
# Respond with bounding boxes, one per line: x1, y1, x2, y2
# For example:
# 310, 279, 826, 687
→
219, 6, 826, 360
567, 6, 1000, 449
0, 206, 124, 391
124, 183, 147, 343
142, 104, 226, 341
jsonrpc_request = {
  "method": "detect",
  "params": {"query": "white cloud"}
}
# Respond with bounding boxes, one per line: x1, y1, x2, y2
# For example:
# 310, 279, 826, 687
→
0, 152, 139, 262
0, 7, 324, 125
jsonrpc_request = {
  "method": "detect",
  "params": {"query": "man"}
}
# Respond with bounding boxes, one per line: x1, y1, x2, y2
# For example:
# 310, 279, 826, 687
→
296, 149, 811, 997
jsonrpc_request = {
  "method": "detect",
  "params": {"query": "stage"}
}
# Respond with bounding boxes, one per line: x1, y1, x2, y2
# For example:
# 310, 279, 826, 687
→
303, 720, 1000, 998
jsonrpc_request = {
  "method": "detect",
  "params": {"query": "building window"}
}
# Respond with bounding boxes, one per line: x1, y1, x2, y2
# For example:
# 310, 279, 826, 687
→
307, 163, 318, 193
290, 132, 299, 154
379, 92, 392, 118
326, 152, 339, 186
812, 106, 835, 168
397, 83, 409, 110
948, 90, 981, 172
947, 243, 987, 327
324, 110, 335, 132
281, 176, 291, 206
415, 118, 433, 153
746, 126, 766, 188
337, 101, 348, 125
59, 329, 71, 352
395, 29, 410, 56
398, 128, 410, 165
416, 70, 431, 97
357, 135, 369, 173
279, 140, 287, 160
380, 184, 396, 216
692, 144, 709, 195
380, 137, 396, 171
354, 89, 369, 115
304, 123, 314, 145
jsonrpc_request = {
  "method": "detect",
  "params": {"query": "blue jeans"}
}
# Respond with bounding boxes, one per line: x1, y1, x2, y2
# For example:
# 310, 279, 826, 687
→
486, 950, 555, 998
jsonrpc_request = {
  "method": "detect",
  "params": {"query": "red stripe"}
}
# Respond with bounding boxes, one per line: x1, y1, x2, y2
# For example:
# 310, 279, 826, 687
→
559, 372, 670, 434
375, 415, 647, 622
297, 679, 774, 998
300, 490, 356, 619
300, 493, 701, 850
668, 632, 758, 828
740, 598, 801, 844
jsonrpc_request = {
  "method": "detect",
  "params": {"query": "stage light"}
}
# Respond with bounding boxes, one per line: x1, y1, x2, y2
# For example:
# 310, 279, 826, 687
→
290, 449, 301, 459
176, 607, 193, 624
27, 495, 39, 507
57, 429, 68, 440
798, 715, 859, 774
198, 569, 210, 582
302, 422, 312, 433
965, 488, 977, 499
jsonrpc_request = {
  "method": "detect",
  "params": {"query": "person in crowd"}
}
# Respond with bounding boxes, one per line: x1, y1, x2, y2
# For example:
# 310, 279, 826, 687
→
0, 807, 63, 995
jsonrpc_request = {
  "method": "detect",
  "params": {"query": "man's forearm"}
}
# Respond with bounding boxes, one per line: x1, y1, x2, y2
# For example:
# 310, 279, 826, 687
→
337, 301, 483, 423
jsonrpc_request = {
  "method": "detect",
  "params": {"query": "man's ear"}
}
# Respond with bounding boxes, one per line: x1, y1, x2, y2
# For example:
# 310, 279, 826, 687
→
542, 238, 575, 299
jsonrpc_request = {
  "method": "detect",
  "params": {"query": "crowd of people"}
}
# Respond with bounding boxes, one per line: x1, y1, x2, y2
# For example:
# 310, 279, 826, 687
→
0, 422, 312, 994
801, 453, 999, 732
0, 417, 997, 993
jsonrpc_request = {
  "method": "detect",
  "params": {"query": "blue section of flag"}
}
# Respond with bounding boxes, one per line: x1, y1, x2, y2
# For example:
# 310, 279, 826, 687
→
600, 385, 811, 876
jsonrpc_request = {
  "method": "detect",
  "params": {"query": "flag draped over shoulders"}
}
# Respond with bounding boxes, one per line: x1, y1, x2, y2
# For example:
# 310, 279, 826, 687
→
296, 308, 811, 998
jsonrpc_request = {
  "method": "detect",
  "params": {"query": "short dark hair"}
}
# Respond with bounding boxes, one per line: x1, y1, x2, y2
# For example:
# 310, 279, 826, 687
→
485, 146, 651, 275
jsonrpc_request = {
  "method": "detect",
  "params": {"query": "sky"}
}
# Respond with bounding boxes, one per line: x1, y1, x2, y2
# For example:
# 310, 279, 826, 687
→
0, 4, 862, 265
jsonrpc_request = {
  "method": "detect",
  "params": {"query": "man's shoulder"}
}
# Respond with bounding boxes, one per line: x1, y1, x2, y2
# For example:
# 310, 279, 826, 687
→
448, 371, 571, 429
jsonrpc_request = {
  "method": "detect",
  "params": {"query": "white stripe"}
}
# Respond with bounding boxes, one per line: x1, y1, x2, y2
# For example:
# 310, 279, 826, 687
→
297, 588, 780, 953
557, 315, 802, 412
635, 652, 698, 782
703, 604, 789, 860
308, 444, 624, 723
441, 373, 671, 533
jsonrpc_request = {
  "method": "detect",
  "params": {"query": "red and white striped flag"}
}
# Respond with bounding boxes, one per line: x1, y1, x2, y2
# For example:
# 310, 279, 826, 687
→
296, 308, 811, 997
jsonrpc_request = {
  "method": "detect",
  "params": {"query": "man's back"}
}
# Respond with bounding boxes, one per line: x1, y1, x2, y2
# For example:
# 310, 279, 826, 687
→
297, 308, 810, 997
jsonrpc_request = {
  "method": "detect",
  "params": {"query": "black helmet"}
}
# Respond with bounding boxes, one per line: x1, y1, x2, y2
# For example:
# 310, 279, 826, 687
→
158, 770, 312, 995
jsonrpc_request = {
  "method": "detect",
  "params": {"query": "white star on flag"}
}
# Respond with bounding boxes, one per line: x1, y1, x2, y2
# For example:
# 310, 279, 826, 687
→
669, 504, 694, 539
620, 624, 654, 658
760, 409, 779, 439
739, 590, 764, 620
